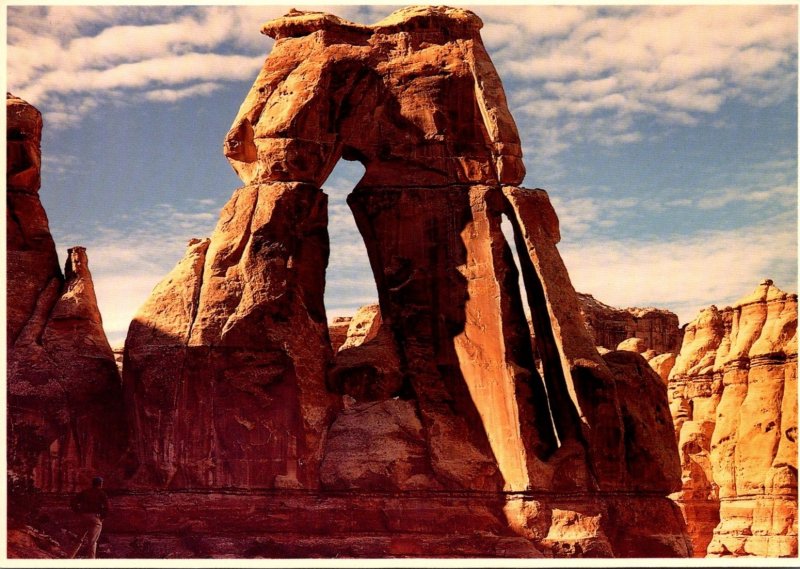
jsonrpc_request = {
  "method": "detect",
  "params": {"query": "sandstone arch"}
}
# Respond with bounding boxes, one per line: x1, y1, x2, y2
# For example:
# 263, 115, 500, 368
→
122, 7, 688, 556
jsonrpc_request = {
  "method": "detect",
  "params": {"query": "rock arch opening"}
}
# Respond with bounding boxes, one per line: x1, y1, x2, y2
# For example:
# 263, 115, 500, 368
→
320, 159, 375, 326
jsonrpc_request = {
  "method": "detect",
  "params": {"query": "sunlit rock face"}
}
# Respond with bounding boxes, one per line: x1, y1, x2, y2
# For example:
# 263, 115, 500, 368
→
6, 94, 127, 494
570, 293, 683, 384
667, 280, 797, 557
578, 292, 684, 356
120, 6, 688, 557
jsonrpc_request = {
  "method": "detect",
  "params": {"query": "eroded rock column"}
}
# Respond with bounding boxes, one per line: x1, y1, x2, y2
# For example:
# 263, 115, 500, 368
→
668, 280, 798, 557
7, 94, 126, 493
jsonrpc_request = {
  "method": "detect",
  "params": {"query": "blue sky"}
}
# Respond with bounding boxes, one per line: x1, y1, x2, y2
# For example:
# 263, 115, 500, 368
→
6, 3, 798, 345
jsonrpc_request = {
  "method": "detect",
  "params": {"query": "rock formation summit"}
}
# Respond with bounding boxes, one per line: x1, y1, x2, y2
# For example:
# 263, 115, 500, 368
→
120, 7, 688, 557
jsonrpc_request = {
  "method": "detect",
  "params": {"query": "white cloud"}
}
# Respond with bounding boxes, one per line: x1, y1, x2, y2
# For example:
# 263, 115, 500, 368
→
560, 221, 797, 325
485, 5, 796, 159
144, 82, 224, 103
695, 184, 797, 210
21, 53, 264, 102
6, 5, 283, 127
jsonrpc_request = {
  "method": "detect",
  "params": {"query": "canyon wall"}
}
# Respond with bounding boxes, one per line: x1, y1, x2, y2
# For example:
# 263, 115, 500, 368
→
577, 292, 683, 355
6, 93, 127, 495
667, 280, 797, 557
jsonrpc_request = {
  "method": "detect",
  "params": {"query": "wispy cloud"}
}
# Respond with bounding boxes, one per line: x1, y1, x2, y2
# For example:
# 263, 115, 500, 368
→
482, 5, 797, 167
6, 5, 401, 130
143, 82, 223, 103
694, 184, 797, 210
560, 218, 797, 324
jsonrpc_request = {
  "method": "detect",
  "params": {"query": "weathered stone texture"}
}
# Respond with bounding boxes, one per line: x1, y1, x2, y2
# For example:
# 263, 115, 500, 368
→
668, 280, 798, 557
6, 94, 126, 493
328, 316, 352, 352
10, 6, 692, 558
124, 183, 338, 489
119, 6, 688, 556
339, 304, 381, 351
578, 292, 683, 355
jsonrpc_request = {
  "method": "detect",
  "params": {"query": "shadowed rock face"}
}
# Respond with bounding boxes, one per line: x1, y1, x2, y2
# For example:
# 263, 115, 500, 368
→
667, 280, 798, 557
120, 6, 688, 557
6, 94, 127, 494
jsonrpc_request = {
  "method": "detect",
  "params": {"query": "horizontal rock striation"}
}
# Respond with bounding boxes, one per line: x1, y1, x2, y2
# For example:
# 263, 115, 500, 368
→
667, 280, 797, 557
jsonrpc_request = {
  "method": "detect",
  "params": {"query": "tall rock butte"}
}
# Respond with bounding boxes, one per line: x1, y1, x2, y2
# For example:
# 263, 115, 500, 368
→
6, 93, 127, 494
121, 7, 688, 556
667, 280, 797, 557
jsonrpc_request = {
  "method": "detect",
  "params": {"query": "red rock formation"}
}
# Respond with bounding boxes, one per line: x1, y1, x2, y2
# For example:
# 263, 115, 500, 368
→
121, 6, 687, 557
6, 94, 127, 494
668, 280, 797, 557
328, 316, 352, 352
578, 292, 683, 354
339, 304, 381, 351
124, 184, 337, 489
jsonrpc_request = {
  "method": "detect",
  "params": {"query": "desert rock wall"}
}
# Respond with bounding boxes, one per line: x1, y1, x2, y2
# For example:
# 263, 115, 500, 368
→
578, 292, 683, 355
668, 280, 797, 557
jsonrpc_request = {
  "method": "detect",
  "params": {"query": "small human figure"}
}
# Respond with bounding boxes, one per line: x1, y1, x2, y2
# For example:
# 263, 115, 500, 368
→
70, 476, 109, 558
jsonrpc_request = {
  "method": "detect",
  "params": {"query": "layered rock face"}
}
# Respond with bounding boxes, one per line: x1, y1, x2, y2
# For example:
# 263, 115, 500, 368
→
578, 292, 683, 355
6, 94, 127, 493
117, 6, 688, 556
667, 280, 797, 557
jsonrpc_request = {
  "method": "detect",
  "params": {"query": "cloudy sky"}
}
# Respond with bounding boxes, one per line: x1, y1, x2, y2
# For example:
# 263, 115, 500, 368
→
6, 3, 798, 346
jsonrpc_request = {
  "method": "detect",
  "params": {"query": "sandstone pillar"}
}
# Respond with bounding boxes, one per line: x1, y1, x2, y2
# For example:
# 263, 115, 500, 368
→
7, 94, 127, 493
668, 281, 797, 557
